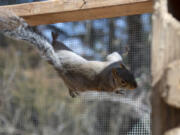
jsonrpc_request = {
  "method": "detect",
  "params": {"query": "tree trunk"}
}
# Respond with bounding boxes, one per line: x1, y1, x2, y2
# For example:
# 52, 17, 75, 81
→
108, 18, 115, 53
152, 0, 180, 135
127, 15, 144, 74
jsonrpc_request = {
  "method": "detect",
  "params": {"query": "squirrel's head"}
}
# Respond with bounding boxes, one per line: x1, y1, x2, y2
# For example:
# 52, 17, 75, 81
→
112, 63, 137, 90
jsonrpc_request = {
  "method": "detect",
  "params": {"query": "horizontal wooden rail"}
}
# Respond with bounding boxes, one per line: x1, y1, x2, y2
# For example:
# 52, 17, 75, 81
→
0, 0, 153, 26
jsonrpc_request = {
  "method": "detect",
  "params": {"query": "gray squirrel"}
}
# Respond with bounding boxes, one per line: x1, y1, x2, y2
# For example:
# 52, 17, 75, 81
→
0, 10, 137, 97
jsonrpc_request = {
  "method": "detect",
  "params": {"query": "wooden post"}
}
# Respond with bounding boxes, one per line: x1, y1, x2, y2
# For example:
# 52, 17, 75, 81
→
152, 0, 180, 135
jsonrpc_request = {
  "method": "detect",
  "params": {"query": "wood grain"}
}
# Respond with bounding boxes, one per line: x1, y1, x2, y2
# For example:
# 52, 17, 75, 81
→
0, 0, 153, 25
162, 60, 180, 108
152, 0, 180, 134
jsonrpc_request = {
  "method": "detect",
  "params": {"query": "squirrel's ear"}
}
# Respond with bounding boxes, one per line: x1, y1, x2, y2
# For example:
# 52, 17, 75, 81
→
112, 68, 118, 78
52, 32, 58, 40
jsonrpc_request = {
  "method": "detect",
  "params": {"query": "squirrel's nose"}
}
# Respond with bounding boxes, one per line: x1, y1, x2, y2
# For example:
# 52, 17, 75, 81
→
129, 82, 138, 90
133, 81, 138, 88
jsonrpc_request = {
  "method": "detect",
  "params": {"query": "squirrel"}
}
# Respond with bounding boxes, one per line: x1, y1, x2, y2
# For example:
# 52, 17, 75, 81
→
0, 10, 137, 97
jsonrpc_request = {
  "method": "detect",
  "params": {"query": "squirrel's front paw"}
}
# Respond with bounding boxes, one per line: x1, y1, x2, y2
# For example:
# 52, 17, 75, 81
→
115, 90, 125, 95
69, 90, 79, 98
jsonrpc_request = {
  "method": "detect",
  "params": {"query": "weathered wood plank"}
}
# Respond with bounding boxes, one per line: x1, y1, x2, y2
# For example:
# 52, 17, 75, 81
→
152, 0, 180, 135
0, 0, 153, 26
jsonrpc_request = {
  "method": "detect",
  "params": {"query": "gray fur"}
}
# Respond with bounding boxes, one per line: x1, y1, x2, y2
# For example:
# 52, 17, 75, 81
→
0, 10, 137, 97
0, 10, 61, 68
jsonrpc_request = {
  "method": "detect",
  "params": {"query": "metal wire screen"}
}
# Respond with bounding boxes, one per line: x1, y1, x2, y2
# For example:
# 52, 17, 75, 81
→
0, 1, 152, 135
55, 16, 152, 135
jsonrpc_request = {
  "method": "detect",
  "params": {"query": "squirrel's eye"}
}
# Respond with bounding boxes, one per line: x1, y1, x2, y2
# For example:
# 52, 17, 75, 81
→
121, 80, 126, 84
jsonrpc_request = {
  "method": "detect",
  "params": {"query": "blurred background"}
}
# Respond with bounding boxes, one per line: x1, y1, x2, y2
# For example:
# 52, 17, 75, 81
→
0, 0, 152, 135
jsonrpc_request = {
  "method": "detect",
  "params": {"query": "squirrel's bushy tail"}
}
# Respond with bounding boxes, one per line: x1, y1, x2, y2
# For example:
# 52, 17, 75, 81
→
0, 10, 61, 68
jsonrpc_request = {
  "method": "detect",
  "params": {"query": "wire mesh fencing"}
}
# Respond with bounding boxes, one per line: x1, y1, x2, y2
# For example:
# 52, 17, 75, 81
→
0, 1, 151, 135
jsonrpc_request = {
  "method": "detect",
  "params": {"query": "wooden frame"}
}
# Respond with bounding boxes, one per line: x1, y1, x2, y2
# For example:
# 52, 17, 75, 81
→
0, 0, 153, 26
2, 0, 180, 135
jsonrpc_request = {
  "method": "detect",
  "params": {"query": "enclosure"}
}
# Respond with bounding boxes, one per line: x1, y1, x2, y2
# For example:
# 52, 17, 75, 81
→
0, 0, 179, 135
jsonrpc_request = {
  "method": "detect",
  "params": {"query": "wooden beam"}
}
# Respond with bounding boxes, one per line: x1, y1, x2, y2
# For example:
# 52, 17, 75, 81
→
0, 0, 153, 26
